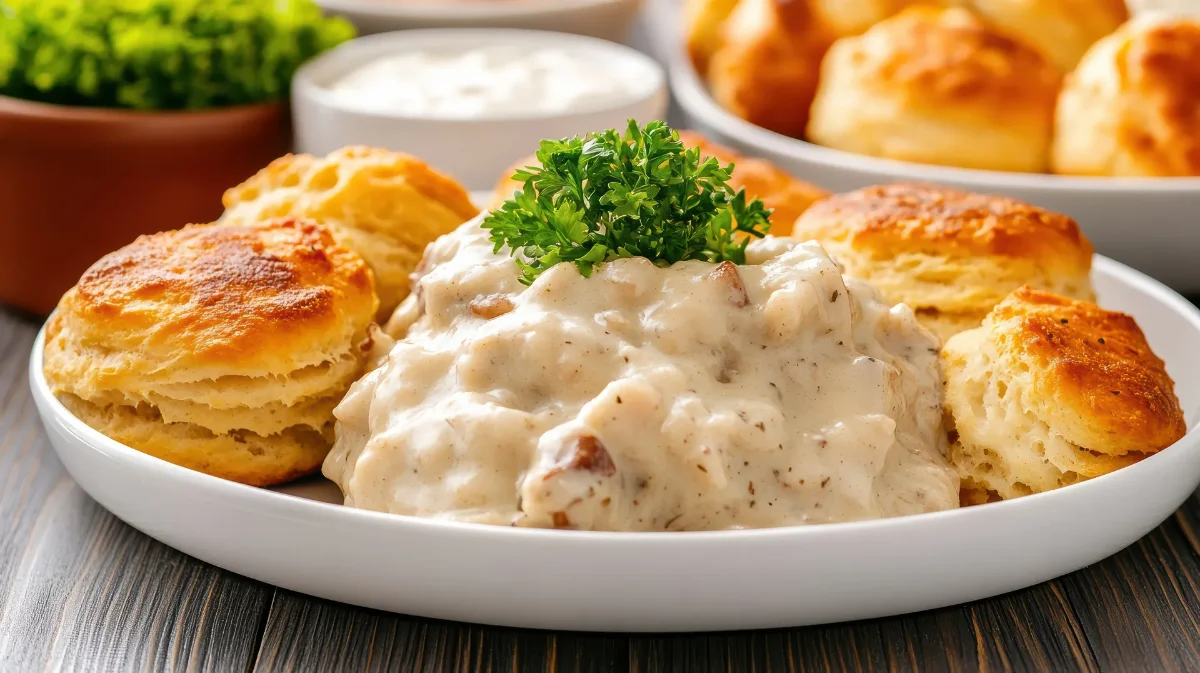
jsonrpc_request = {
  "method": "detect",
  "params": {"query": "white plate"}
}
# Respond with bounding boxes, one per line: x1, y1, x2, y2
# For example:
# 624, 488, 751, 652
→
319, 0, 644, 42
668, 54, 1200, 293
29, 257, 1200, 632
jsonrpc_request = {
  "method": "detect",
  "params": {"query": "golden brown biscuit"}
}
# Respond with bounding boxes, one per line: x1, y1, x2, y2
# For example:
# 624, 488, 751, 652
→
943, 286, 1186, 500
222, 146, 479, 319
812, 0, 928, 36
948, 0, 1128, 72
791, 183, 1095, 340
492, 133, 831, 233
491, 154, 538, 210
806, 6, 1061, 172
1052, 14, 1200, 177
43, 219, 378, 486
676, 131, 831, 231
707, 0, 835, 138
685, 0, 741, 74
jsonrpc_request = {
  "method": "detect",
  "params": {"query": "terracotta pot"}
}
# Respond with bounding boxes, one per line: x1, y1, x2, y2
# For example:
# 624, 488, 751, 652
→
0, 96, 291, 315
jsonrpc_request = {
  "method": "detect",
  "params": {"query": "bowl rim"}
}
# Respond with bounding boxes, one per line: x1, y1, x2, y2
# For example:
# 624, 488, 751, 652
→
30, 254, 1200, 542
293, 28, 666, 123
668, 56, 1200, 193
317, 0, 634, 20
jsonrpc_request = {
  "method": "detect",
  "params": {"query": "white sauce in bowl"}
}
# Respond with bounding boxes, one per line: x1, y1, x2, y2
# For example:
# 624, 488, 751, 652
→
329, 45, 654, 118
324, 218, 960, 531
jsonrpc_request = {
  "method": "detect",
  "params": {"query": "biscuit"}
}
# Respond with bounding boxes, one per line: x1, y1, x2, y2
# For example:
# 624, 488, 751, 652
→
807, 6, 1061, 173
492, 133, 831, 233
43, 219, 378, 486
676, 131, 831, 231
792, 183, 1094, 341
707, 0, 834, 138
943, 286, 1187, 500
948, 0, 1128, 72
685, 0, 741, 74
812, 0, 926, 36
1052, 14, 1200, 177
222, 146, 479, 319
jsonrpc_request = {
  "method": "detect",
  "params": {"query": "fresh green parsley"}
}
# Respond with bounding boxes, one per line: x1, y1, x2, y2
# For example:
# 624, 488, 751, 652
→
481, 120, 773, 285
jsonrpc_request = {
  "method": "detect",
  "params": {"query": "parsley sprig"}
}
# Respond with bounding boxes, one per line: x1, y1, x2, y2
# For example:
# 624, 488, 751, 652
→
482, 120, 772, 285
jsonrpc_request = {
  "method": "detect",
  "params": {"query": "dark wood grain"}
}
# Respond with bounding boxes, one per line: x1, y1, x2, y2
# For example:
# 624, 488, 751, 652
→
3, 301, 1200, 672
0, 310, 274, 673
253, 592, 626, 673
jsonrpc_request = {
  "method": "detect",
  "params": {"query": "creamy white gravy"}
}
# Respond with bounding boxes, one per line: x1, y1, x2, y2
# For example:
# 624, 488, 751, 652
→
329, 45, 652, 118
325, 217, 959, 530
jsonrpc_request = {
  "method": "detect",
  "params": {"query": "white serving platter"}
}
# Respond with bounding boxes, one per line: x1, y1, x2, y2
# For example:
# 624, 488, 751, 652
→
30, 256, 1200, 632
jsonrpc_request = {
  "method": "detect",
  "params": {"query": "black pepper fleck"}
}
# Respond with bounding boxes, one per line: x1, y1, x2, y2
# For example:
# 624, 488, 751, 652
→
1111, 390, 1120, 395
1098, 337, 1106, 344
821, 477, 831, 488
830, 290, 839, 302
1061, 319, 1069, 324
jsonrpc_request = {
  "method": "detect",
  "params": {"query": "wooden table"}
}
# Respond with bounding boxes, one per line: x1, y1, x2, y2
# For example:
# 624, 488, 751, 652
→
3, 306, 1200, 672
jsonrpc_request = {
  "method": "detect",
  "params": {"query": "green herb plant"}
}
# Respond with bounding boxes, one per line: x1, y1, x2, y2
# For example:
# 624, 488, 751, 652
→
483, 120, 773, 285
0, 0, 354, 110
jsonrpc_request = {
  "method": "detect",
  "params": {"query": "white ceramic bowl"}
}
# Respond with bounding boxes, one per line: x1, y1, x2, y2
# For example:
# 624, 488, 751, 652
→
292, 29, 669, 190
29, 257, 1200, 632
669, 58, 1200, 292
318, 0, 645, 42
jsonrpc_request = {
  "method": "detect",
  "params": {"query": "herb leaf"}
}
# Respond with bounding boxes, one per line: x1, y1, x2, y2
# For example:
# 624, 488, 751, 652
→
482, 120, 772, 285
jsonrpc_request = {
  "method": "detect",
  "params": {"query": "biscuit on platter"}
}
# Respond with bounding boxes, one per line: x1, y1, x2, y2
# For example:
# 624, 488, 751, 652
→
943, 286, 1186, 501
791, 183, 1095, 342
806, 6, 1061, 172
1052, 14, 1200, 177
222, 146, 479, 319
676, 131, 831, 230
685, 0, 741, 74
707, 0, 834, 138
43, 219, 378, 486
493, 133, 831, 232
948, 0, 1128, 72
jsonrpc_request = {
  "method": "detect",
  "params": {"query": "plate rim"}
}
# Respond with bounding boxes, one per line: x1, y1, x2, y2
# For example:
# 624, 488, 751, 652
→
29, 255, 1200, 543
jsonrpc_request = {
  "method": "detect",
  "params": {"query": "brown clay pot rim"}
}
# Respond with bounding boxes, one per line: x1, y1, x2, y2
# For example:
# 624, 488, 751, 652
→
0, 94, 285, 125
